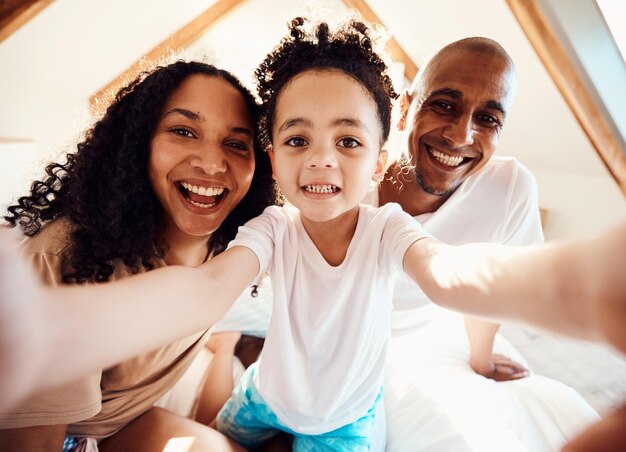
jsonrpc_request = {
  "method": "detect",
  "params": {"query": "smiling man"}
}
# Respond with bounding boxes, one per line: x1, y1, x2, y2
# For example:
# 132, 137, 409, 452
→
374, 37, 599, 451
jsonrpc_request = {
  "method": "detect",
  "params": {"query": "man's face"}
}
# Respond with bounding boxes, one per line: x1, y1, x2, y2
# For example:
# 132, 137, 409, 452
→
406, 50, 515, 197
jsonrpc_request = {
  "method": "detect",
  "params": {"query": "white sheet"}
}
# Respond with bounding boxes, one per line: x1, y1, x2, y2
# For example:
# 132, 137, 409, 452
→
384, 306, 599, 451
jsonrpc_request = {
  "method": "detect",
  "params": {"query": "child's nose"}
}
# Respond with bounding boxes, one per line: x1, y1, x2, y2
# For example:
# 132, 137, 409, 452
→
307, 145, 337, 168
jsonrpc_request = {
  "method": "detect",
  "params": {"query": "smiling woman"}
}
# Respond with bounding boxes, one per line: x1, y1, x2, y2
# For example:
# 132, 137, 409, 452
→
0, 60, 277, 451
148, 74, 257, 265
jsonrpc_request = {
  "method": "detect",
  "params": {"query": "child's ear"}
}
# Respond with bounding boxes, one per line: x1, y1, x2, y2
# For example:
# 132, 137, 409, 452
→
267, 146, 277, 180
372, 150, 388, 184
397, 91, 411, 131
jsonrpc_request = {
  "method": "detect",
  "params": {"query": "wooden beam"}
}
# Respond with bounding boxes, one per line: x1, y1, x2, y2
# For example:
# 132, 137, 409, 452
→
0, 0, 53, 43
506, 0, 626, 197
341, 0, 419, 82
90, 0, 247, 110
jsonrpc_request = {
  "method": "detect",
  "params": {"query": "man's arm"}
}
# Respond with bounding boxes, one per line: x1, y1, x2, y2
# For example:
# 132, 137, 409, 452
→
463, 162, 542, 380
464, 316, 528, 380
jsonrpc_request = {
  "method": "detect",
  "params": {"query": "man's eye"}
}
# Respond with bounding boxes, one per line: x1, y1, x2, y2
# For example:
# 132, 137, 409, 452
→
171, 127, 195, 138
433, 101, 453, 111
476, 114, 501, 128
337, 137, 360, 148
285, 137, 307, 147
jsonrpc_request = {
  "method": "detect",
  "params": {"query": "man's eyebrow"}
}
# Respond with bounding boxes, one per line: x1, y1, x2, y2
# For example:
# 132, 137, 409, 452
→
277, 117, 312, 133
485, 100, 506, 115
330, 118, 370, 133
430, 88, 506, 115
430, 88, 463, 99
163, 108, 204, 121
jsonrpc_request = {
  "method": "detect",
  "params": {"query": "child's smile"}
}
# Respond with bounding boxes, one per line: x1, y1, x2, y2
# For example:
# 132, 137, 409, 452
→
270, 69, 385, 225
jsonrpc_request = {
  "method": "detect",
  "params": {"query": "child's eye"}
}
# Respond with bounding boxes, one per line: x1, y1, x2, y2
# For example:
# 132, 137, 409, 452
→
285, 137, 308, 147
170, 127, 196, 138
337, 137, 361, 148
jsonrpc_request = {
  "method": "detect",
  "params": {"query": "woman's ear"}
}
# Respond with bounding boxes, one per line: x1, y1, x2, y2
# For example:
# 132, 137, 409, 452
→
371, 150, 388, 184
397, 91, 411, 131
267, 146, 277, 181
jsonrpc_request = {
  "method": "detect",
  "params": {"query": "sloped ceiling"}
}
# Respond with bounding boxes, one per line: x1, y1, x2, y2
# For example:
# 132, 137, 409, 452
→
0, 0, 614, 179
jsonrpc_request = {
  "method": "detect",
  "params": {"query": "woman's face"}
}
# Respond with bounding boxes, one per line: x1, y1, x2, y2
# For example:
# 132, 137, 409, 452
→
149, 74, 255, 240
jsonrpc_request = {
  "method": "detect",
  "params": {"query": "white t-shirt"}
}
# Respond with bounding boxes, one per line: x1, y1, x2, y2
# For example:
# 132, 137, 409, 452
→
228, 202, 428, 434
364, 155, 544, 323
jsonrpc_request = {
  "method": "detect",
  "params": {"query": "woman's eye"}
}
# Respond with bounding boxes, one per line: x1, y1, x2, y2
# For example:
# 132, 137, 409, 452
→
285, 137, 307, 147
170, 127, 195, 138
227, 141, 251, 152
337, 137, 360, 148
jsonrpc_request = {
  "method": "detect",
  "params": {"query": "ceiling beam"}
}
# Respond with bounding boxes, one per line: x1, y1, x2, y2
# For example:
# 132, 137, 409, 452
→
341, 0, 419, 82
506, 0, 626, 197
90, 0, 247, 110
0, 0, 53, 43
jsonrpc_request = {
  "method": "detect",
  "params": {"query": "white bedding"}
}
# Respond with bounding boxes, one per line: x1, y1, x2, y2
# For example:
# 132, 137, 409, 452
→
385, 306, 599, 451
161, 287, 599, 450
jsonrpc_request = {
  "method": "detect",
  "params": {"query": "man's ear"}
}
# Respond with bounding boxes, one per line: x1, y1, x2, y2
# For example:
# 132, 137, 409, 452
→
397, 90, 412, 131
267, 146, 277, 180
372, 150, 388, 184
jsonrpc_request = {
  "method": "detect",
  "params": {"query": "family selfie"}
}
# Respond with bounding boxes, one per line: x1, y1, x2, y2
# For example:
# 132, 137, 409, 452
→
1, 1, 625, 451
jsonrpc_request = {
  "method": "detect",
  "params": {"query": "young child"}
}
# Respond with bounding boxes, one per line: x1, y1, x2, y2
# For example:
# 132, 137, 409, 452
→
2, 15, 626, 452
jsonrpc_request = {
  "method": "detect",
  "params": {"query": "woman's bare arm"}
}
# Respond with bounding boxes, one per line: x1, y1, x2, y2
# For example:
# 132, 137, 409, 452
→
0, 232, 258, 411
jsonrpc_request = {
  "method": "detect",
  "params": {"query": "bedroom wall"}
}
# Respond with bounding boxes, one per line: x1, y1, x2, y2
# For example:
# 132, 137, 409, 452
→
0, 0, 623, 239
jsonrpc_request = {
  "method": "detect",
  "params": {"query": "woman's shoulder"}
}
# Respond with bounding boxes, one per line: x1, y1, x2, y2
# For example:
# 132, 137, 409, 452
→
18, 218, 73, 257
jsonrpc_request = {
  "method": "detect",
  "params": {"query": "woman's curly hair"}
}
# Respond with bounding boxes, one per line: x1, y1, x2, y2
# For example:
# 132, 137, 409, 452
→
4, 61, 278, 283
254, 16, 398, 150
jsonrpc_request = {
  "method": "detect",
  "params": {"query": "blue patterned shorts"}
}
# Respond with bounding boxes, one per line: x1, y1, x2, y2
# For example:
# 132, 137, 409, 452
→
216, 363, 385, 451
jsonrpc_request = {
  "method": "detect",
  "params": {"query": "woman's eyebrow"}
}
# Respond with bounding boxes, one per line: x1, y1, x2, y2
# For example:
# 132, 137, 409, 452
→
163, 108, 204, 121
231, 127, 253, 138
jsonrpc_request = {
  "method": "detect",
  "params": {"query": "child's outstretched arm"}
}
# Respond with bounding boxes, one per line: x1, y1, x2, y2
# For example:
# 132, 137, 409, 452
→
0, 230, 258, 411
403, 222, 626, 351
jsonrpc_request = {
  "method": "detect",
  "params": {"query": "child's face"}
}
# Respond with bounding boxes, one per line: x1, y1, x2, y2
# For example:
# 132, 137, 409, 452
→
149, 74, 255, 240
270, 69, 385, 224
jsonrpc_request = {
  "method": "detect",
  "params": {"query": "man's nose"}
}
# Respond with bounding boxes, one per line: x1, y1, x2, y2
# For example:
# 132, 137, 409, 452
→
442, 113, 475, 147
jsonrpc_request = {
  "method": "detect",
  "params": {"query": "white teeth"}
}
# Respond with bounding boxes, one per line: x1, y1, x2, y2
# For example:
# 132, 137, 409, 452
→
189, 200, 216, 209
303, 184, 339, 194
430, 149, 464, 167
181, 182, 225, 196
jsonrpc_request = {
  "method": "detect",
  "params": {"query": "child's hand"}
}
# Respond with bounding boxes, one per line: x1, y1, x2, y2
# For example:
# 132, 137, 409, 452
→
0, 229, 45, 411
206, 331, 242, 354
474, 353, 529, 381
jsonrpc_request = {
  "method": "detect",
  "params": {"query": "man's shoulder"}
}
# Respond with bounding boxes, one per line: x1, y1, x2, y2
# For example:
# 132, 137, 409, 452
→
481, 155, 533, 179
466, 155, 537, 195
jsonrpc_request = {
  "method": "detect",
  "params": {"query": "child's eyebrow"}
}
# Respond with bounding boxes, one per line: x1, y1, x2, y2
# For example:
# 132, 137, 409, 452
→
330, 118, 370, 133
277, 117, 312, 133
277, 117, 371, 134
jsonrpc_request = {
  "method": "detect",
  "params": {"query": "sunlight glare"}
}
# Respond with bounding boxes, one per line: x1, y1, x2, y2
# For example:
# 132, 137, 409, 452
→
163, 436, 196, 452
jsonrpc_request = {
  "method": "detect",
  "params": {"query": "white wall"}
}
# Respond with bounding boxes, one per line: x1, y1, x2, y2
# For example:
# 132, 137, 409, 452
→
0, 0, 623, 240
534, 169, 626, 240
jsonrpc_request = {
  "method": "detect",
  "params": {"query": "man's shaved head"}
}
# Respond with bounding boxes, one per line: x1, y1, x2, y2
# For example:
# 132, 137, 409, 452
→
411, 37, 516, 98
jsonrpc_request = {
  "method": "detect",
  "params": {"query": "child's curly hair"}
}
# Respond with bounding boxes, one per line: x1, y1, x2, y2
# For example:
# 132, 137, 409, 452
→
4, 61, 279, 283
255, 16, 398, 150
